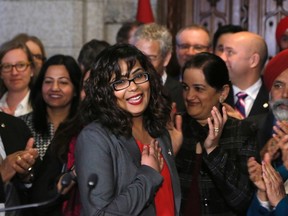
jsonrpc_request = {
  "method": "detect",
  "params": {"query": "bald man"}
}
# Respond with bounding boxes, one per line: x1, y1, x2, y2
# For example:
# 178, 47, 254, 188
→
220, 31, 269, 117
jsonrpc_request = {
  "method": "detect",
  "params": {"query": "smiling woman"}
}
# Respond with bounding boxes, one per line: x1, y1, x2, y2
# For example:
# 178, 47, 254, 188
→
20, 55, 81, 159
18, 54, 82, 216
0, 40, 35, 116
76, 43, 181, 216
176, 52, 259, 215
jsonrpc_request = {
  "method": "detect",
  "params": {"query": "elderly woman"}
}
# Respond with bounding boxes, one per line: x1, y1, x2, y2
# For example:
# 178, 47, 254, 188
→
176, 52, 258, 215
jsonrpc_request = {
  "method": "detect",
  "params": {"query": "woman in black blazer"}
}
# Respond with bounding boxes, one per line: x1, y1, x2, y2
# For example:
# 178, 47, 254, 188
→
0, 111, 38, 213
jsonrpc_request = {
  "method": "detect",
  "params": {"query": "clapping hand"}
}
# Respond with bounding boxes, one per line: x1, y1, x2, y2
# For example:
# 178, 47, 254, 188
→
0, 138, 38, 182
262, 153, 286, 207
167, 102, 183, 155
248, 153, 286, 207
222, 102, 244, 120
141, 139, 164, 173
204, 106, 228, 154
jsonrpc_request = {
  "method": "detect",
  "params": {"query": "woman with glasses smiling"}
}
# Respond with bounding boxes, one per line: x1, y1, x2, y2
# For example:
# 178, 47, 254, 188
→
0, 40, 35, 116
75, 44, 181, 216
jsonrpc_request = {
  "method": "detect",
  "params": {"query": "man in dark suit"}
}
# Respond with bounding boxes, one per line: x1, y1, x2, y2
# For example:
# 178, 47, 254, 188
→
241, 49, 288, 216
220, 31, 269, 118
0, 112, 38, 213
131, 23, 186, 113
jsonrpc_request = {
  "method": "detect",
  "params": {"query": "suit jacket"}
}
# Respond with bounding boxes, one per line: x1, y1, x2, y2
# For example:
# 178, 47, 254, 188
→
176, 115, 258, 215
164, 75, 186, 113
246, 111, 274, 150
0, 112, 31, 155
247, 194, 288, 216
225, 82, 269, 117
75, 122, 181, 216
0, 112, 32, 210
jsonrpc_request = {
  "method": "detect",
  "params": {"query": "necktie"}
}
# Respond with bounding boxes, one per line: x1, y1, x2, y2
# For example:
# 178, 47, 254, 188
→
235, 92, 248, 118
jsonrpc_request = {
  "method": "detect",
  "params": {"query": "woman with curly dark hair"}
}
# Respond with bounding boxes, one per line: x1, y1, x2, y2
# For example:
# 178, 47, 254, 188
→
75, 44, 181, 216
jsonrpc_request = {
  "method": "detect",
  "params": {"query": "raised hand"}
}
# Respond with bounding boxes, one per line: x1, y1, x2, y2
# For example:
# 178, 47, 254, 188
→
260, 138, 280, 160
262, 153, 286, 207
275, 134, 288, 170
167, 103, 183, 155
204, 106, 228, 154
273, 121, 288, 143
0, 138, 38, 183
141, 139, 163, 172
247, 157, 265, 192
222, 102, 244, 120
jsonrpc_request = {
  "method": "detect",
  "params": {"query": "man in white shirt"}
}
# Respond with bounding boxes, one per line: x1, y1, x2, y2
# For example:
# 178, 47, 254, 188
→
220, 31, 269, 118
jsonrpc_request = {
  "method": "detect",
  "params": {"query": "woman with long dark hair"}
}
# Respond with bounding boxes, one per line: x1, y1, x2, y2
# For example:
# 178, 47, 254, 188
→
20, 54, 82, 216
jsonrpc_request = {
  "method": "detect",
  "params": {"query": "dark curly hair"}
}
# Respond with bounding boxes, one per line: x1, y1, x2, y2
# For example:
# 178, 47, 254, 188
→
30, 54, 82, 135
80, 44, 171, 138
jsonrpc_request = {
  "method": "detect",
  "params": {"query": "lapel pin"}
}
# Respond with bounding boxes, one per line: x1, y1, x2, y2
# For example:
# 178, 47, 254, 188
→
263, 103, 269, 108
1, 123, 5, 128
168, 149, 172, 156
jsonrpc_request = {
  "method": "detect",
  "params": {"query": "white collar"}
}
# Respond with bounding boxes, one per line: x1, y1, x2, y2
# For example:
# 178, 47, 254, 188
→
161, 70, 168, 85
233, 78, 262, 101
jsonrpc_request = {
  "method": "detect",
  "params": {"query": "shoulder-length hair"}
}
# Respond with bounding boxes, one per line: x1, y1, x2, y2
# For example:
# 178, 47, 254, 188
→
30, 54, 82, 135
0, 40, 36, 96
81, 43, 171, 138
182, 52, 230, 91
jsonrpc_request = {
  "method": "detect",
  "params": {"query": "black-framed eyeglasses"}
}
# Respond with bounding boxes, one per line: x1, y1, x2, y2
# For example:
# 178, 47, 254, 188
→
0, 62, 31, 74
110, 72, 150, 91
177, 43, 209, 53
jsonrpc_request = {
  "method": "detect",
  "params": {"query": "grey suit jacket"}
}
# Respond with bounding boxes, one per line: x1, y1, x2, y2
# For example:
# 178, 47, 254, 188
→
75, 122, 181, 216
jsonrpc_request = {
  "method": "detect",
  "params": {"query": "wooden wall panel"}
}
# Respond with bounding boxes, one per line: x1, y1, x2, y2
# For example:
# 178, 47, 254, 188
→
160, 0, 288, 59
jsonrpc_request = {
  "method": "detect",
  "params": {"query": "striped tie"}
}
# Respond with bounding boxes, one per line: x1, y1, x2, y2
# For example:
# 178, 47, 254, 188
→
235, 92, 248, 118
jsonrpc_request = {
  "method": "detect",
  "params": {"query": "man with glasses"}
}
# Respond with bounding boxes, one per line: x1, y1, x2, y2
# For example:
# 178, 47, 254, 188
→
175, 24, 211, 72
132, 23, 185, 112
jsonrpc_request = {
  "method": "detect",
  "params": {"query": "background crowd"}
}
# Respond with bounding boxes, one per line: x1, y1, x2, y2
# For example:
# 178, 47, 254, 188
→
0, 13, 288, 216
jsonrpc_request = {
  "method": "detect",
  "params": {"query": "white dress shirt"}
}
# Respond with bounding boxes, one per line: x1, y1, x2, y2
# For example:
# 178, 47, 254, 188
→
0, 91, 32, 117
0, 136, 6, 216
232, 78, 262, 117
161, 70, 168, 86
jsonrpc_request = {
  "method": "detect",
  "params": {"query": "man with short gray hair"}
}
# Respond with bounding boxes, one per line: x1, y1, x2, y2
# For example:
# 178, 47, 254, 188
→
132, 23, 185, 112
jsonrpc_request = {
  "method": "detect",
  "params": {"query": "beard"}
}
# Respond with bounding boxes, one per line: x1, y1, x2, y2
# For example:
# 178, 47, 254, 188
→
270, 99, 288, 121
